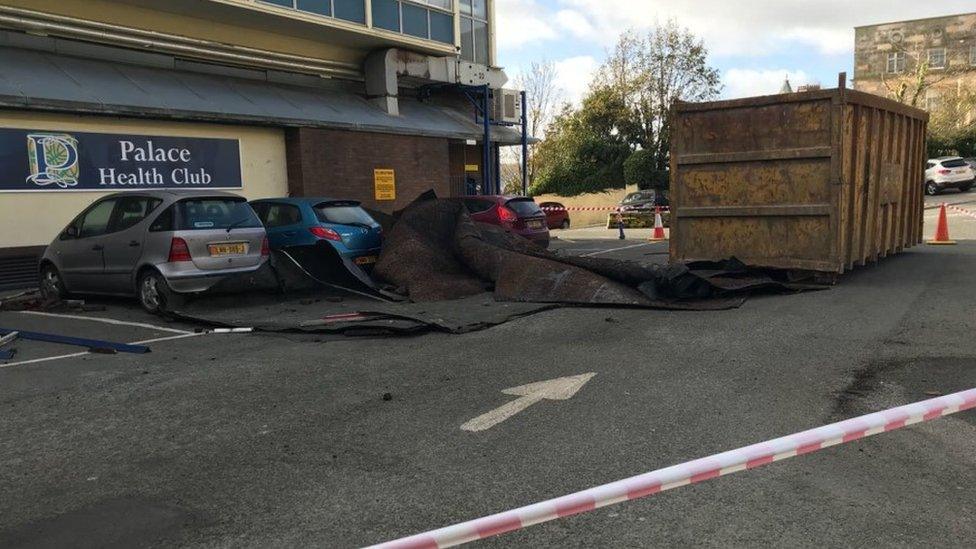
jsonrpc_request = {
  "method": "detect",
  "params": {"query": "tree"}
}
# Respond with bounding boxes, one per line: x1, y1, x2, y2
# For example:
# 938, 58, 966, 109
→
623, 149, 667, 190
530, 89, 631, 196
530, 21, 721, 197
503, 61, 563, 195
595, 22, 722, 171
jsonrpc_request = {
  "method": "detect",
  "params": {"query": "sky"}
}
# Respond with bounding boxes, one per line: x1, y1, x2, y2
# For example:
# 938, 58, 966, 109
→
495, 0, 976, 105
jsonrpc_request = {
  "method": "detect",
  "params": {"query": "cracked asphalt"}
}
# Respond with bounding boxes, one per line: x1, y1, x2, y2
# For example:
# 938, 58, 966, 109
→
1, 194, 975, 548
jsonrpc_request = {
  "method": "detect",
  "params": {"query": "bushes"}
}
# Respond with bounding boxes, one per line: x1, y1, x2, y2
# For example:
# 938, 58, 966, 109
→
623, 150, 668, 190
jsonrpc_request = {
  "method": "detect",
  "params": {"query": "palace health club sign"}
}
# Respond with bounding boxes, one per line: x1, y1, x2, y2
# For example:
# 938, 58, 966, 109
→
0, 129, 243, 192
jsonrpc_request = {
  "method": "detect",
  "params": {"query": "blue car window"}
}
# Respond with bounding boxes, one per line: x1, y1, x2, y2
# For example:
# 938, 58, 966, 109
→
314, 203, 376, 227
264, 203, 303, 228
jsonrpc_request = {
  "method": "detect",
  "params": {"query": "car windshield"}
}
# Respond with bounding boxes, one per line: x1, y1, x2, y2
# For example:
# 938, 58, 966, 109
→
314, 202, 376, 227
941, 159, 968, 168
176, 198, 261, 231
505, 199, 543, 217
623, 191, 655, 204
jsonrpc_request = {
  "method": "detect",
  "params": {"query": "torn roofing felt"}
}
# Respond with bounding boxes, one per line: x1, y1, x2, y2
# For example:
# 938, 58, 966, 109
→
373, 193, 823, 309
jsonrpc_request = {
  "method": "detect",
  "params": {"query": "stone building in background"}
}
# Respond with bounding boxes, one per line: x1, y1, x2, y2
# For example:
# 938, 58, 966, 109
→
854, 12, 976, 118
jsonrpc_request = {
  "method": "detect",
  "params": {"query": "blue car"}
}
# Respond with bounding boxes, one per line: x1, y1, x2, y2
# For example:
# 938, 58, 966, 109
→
250, 197, 383, 270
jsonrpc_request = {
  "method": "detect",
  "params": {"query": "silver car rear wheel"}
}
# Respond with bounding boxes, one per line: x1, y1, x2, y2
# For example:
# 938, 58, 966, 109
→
39, 265, 67, 301
138, 270, 184, 314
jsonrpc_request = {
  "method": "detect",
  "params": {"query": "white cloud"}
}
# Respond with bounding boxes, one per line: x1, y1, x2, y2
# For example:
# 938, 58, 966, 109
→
555, 10, 596, 40
723, 69, 814, 99
554, 55, 599, 105
494, 0, 558, 49
499, 0, 976, 58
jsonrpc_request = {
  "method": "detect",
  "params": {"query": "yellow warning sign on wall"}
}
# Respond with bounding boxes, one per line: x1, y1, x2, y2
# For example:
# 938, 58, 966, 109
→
373, 169, 396, 201
464, 164, 480, 172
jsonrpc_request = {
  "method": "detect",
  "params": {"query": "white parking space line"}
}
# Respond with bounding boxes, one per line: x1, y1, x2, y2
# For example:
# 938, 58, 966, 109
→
16, 311, 193, 335
0, 332, 204, 369
581, 242, 653, 257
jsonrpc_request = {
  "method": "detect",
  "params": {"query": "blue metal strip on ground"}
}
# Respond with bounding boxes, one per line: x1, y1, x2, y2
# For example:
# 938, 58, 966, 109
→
0, 349, 14, 360
0, 328, 150, 354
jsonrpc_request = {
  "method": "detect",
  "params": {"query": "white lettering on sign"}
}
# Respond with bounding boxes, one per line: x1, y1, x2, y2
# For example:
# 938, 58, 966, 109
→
119, 139, 192, 163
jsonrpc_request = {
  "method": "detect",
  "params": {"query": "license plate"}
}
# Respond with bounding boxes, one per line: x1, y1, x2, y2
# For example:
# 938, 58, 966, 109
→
528, 220, 544, 229
208, 243, 246, 256
355, 255, 378, 266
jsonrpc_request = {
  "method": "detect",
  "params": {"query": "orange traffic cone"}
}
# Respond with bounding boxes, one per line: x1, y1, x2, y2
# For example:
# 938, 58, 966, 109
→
649, 207, 667, 242
928, 203, 956, 245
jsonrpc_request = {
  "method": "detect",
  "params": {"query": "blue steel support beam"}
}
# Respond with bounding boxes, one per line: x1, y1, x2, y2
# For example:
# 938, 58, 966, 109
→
482, 84, 491, 195
520, 90, 529, 196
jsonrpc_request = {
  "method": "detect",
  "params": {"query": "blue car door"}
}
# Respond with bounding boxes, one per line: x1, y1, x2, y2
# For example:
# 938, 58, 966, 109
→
258, 202, 305, 249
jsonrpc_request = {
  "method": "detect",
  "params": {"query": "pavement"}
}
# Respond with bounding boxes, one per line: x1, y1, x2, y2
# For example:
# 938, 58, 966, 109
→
2, 193, 976, 548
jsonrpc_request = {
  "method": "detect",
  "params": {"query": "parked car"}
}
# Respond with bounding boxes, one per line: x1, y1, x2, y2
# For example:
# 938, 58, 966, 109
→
539, 201, 571, 230
619, 189, 669, 212
925, 157, 975, 195
250, 197, 383, 270
459, 196, 550, 248
40, 191, 269, 313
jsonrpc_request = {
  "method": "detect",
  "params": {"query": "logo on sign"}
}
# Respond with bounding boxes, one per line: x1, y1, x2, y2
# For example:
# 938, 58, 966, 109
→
26, 133, 80, 188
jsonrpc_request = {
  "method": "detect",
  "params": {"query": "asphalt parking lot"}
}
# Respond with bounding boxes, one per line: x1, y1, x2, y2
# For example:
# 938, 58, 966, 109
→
2, 194, 976, 548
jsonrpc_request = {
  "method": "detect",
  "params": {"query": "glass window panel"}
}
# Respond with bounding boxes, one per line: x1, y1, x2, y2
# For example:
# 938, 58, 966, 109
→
460, 17, 474, 61
261, 0, 295, 7
473, 18, 488, 64
334, 0, 366, 23
471, 0, 487, 19
402, 4, 429, 38
430, 11, 454, 44
296, 0, 331, 16
460, 0, 472, 16
372, 0, 400, 31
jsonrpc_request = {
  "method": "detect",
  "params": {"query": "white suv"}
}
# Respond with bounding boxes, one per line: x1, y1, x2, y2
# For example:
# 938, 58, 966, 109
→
925, 157, 975, 196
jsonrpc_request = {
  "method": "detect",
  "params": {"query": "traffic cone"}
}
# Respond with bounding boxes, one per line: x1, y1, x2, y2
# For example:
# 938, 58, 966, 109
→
927, 203, 956, 245
649, 207, 667, 242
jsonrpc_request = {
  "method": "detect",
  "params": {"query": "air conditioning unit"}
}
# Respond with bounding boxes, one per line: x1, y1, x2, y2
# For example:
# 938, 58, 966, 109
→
491, 89, 522, 124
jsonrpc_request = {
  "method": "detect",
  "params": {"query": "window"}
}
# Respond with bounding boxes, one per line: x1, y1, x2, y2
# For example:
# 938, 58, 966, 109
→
334, 0, 365, 23
259, 0, 366, 24
314, 202, 377, 226
111, 196, 162, 232
925, 90, 942, 112
260, 203, 303, 228
460, 0, 489, 64
371, 1, 455, 44
78, 199, 118, 238
176, 198, 262, 231
928, 48, 946, 69
150, 205, 175, 232
971, 45, 976, 66
297, 0, 331, 16
372, 0, 400, 31
886, 52, 906, 74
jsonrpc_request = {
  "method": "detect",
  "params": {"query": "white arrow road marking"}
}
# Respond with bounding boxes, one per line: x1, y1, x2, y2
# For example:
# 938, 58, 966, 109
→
461, 373, 596, 432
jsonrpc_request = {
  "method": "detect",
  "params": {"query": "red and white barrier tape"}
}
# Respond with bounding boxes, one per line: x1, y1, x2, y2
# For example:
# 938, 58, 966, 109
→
369, 388, 976, 549
540, 206, 670, 213
945, 203, 976, 220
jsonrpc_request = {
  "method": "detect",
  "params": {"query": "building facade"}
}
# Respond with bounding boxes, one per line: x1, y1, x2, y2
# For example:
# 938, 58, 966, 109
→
0, 0, 523, 288
854, 12, 976, 114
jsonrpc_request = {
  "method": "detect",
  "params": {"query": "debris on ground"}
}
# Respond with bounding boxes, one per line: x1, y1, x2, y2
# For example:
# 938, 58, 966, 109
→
0, 328, 150, 354
374, 193, 824, 309
0, 291, 106, 313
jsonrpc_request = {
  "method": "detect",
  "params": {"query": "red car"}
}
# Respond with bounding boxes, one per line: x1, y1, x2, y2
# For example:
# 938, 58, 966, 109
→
460, 196, 550, 249
539, 201, 571, 230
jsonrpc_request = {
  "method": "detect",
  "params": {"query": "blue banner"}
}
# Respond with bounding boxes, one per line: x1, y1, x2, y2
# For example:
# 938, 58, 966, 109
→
0, 129, 242, 192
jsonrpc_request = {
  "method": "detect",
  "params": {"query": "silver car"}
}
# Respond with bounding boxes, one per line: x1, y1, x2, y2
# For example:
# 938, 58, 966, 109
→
39, 191, 269, 313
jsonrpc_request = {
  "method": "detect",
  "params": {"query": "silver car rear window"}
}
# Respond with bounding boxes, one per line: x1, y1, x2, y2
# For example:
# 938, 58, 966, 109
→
176, 198, 261, 230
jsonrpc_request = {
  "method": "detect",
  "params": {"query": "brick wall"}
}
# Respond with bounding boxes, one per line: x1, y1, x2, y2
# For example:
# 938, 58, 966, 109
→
286, 128, 452, 212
